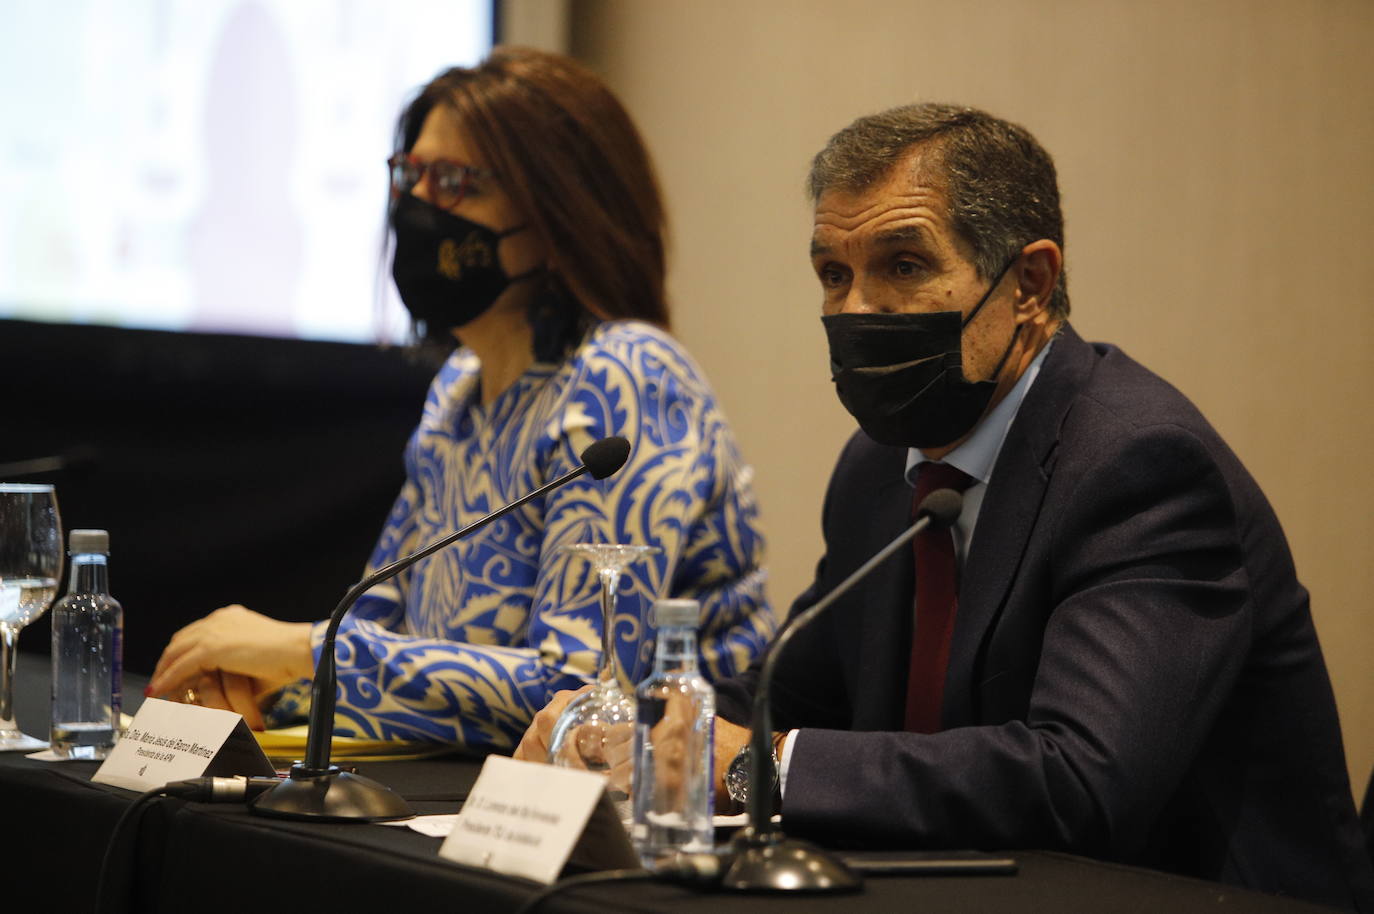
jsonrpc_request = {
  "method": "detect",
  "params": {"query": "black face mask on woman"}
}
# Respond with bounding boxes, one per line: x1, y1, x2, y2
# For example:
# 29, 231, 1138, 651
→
821, 259, 1019, 449
390, 193, 539, 333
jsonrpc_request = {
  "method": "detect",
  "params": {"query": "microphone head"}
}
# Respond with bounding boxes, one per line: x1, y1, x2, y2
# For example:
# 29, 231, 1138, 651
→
581, 436, 631, 480
917, 487, 964, 529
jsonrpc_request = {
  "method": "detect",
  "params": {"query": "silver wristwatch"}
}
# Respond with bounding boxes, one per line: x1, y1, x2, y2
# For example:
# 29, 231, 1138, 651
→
725, 742, 778, 806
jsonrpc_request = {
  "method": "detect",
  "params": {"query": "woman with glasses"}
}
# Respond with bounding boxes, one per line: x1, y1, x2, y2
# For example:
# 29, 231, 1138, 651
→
146, 47, 775, 749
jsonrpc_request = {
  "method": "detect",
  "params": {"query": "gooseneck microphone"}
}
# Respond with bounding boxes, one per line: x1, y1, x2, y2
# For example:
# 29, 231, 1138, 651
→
252, 435, 632, 822
722, 487, 965, 892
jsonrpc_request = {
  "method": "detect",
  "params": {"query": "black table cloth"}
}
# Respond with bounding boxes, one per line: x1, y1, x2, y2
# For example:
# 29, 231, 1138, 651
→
2, 654, 1337, 912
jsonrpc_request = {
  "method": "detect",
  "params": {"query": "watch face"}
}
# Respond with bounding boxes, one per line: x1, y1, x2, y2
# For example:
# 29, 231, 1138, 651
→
726, 745, 752, 804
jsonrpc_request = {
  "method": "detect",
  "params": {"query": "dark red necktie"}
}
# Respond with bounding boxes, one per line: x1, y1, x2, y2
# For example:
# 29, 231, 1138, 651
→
904, 461, 975, 733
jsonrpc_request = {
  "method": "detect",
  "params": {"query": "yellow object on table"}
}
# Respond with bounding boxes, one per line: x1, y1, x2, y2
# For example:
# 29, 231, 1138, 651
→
252, 725, 453, 764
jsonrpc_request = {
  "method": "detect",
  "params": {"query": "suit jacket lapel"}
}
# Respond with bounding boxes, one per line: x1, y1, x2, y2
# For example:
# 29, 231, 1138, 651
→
943, 325, 1095, 727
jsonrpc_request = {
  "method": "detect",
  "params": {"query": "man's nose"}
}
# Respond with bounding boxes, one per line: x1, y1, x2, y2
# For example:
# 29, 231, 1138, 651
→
838, 278, 880, 314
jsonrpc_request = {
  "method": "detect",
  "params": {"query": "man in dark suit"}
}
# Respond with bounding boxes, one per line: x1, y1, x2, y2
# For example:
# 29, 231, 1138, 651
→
517, 103, 1373, 909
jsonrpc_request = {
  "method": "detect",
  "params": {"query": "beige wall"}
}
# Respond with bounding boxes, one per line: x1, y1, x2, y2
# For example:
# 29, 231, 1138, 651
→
569, 0, 1374, 797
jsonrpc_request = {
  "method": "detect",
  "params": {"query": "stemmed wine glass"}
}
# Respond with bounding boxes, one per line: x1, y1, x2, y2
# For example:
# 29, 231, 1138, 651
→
547, 543, 660, 813
0, 483, 63, 751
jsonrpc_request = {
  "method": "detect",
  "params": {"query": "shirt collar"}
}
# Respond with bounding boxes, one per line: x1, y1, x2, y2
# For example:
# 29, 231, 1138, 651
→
905, 338, 1054, 486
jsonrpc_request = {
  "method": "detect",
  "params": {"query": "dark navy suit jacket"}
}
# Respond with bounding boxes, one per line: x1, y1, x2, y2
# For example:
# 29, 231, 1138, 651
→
718, 325, 1374, 911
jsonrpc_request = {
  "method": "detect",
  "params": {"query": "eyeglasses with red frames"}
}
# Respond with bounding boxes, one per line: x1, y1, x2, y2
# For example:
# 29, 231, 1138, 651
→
387, 153, 493, 208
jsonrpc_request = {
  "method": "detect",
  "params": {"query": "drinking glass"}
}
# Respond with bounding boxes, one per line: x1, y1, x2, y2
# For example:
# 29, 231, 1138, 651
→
547, 544, 661, 812
0, 483, 63, 751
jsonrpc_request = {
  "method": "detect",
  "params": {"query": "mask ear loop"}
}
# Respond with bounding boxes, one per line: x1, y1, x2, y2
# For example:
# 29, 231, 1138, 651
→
960, 255, 1020, 329
485, 220, 543, 287
494, 223, 544, 286
986, 322, 1021, 379
505, 266, 543, 284
959, 253, 1022, 381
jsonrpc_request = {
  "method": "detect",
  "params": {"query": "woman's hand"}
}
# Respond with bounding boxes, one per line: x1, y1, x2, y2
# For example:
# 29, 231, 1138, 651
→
191, 670, 269, 731
147, 605, 315, 726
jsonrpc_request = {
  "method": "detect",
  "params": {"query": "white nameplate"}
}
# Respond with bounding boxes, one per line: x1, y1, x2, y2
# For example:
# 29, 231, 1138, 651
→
438, 756, 639, 884
93, 697, 274, 791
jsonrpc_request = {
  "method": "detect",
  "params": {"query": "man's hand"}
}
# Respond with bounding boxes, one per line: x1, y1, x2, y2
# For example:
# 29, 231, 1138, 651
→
713, 716, 753, 811
513, 686, 593, 764
514, 686, 636, 795
627, 692, 704, 804
515, 694, 772, 812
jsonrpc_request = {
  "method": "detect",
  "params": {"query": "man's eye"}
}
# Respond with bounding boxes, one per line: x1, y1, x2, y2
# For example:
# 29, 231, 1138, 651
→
894, 260, 921, 277
818, 266, 848, 288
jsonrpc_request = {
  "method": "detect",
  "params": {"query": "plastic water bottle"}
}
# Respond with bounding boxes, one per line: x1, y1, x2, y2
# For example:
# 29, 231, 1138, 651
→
50, 529, 123, 759
631, 598, 715, 863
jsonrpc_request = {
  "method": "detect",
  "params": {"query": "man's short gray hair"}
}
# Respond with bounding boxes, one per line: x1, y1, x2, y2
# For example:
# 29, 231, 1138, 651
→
809, 103, 1069, 318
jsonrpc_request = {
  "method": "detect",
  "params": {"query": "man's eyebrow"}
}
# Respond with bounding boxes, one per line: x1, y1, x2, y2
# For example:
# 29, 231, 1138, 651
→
871, 224, 931, 248
810, 224, 933, 259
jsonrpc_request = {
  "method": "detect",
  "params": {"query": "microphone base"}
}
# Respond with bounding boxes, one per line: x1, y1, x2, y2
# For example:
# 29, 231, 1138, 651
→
720, 828, 862, 893
250, 765, 414, 823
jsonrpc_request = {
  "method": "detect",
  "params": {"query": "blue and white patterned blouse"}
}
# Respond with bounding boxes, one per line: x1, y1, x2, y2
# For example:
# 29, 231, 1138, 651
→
300, 320, 774, 749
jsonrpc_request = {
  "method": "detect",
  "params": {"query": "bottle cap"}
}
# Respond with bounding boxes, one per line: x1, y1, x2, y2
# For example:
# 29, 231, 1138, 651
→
652, 598, 700, 628
69, 529, 109, 554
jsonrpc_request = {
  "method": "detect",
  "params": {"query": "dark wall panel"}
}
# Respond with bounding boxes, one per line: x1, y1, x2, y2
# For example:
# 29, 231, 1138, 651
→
1, 319, 435, 676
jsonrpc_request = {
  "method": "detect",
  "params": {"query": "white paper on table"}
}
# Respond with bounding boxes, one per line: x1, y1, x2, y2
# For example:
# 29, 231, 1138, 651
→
387, 811, 779, 837
380, 814, 458, 838
711, 812, 782, 827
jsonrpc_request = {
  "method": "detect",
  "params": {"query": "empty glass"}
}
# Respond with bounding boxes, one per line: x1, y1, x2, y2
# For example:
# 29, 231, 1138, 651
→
0, 483, 63, 751
547, 543, 660, 813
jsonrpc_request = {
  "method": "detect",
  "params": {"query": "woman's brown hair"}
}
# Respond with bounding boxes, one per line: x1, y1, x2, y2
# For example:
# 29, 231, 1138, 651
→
395, 47, 669, 357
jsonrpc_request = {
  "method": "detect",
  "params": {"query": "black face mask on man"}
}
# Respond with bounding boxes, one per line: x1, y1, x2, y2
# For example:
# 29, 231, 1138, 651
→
822, 259, 1019, 449
390, 193, 539, 333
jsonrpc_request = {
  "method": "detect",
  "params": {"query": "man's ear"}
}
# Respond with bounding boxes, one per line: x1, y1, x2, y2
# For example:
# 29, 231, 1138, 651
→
1012, 239, 1062, 324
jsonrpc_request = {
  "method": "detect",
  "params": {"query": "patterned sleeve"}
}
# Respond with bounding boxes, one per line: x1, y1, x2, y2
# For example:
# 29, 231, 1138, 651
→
310, 327, 774, 750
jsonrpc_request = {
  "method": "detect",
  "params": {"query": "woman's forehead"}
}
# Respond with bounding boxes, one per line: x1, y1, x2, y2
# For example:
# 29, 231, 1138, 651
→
412, 105, 484, 167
